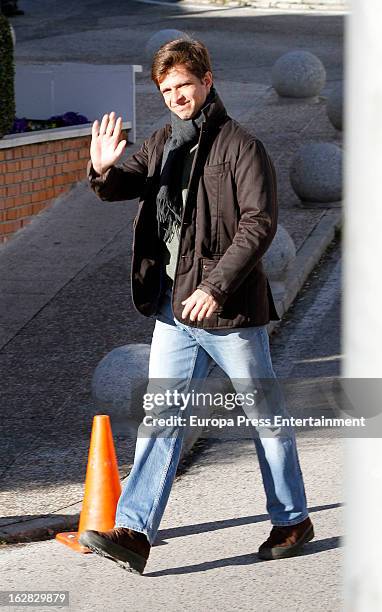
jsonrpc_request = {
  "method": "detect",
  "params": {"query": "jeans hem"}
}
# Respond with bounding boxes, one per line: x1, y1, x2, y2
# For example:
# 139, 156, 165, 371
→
114, 523, 153, 545
271, 512, 310, 527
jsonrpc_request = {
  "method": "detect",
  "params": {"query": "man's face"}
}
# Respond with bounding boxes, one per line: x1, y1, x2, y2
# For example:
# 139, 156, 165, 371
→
158, 64, 213, 120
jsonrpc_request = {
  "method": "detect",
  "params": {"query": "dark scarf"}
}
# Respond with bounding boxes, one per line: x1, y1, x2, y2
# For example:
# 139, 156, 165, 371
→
156, 85, 217, 242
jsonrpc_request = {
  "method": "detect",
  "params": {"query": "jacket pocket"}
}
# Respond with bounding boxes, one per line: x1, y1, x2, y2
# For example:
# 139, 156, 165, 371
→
200, 256, 221, 278
202, 163, 235, 253
199, 257, 224, 313
203, 161, 231, 175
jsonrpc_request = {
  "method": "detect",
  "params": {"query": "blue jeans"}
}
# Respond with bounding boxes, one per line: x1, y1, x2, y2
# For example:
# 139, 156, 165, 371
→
115, 287, 309, 545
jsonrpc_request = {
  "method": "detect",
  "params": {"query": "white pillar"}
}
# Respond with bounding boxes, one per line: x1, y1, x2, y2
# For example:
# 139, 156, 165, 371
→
344, 1, 382, 609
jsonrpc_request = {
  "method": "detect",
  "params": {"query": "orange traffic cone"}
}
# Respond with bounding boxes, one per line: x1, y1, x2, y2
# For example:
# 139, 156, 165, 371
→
56, 414, 122, 553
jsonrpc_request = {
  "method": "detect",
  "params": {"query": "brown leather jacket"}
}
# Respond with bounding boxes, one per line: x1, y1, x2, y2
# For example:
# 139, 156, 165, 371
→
87, 93, 280, 329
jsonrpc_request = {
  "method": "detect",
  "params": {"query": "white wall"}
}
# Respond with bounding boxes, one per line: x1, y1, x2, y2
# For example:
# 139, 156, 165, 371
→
14, 63, 142, 143
343, 1, 382, 609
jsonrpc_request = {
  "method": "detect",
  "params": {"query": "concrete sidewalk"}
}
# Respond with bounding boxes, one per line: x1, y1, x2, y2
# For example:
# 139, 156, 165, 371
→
0, 435, 344, 611
0, 0, 343, 543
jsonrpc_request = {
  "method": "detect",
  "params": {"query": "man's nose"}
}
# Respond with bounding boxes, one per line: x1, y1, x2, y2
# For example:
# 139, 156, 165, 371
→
172, 90, 184, 106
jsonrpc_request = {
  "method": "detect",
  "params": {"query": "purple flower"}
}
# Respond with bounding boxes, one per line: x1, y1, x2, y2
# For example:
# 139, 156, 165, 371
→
9, 112, 90, 134
11, 117, 29, 133
55, 112, 89, 125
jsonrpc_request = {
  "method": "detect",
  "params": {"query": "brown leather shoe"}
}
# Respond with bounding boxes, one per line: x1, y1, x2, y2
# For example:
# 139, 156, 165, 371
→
258, 516, 314, 560
79, 527, 150, 574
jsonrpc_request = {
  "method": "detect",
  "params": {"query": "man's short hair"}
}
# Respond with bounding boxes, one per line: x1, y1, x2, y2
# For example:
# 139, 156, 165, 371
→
151, 38, 213, 89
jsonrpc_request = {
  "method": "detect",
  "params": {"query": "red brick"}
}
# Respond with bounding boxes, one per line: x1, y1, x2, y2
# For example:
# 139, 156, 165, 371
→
40, 178, 51, 190
20, 159, 33, 170
79, 147, 91, 160
28, 144, 39, 155
32, 201, 49, 214
53, 185, 67, 196
61, 139, 75, 151
32, 157, 45, 169
45, 187, 56, 199
0, 219, 22, 234
45, 165, 56, 177
11, 171, 24, 183
6, 204, 33, 220
0, 151, 6, 162
3, 197, 13, 209
21, 183, 31, 194
12, 147, 24, 160
5, 173, 16, 185
37, 143, 48, 155
4, 197, 16, 208
22, 170, 32, 181
31, 190, 48, 203
43, 154, 56, 167
61, 173, 77, 184
62, 160, 80, 173
6, 185, 20, 197
6, 160, 21, 173
67, 150, 78, 161
31, 179, 44, 192
5, 149, 13, 161
53, 174, 67, 186
55, 152, 67, 164
76, 159, 87, 171
72, 137, 84, 147
51, 141, 63, 152
20, 193, 33, 205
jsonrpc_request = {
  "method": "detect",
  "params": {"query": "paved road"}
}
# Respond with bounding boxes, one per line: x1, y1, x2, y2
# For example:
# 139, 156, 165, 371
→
0, 0, 343, 520
0, 240, 343, 612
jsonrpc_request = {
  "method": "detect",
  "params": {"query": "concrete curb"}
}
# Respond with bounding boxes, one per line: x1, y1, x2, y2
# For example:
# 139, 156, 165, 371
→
269, 207, 342, 333
0, 205, 342, 545
171, 0, 348, 12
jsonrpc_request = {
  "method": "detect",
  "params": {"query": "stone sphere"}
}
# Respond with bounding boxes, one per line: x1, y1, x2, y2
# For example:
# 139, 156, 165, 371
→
145, 30, 189, 61
91, 344, 233, 455
91, 344, 150, 429
271, 50, 326, 98
327, 83, 343, 131
263, 224, 296, 283
290, 143, 342, 204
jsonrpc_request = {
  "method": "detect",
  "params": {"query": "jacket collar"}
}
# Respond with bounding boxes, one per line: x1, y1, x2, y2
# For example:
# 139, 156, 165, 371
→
164, 88, 228, 137
199, 88, 228, 129
155, 89, 228, 175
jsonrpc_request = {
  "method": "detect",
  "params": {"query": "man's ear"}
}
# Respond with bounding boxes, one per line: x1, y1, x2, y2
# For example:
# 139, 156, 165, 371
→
203, 71, 213, 89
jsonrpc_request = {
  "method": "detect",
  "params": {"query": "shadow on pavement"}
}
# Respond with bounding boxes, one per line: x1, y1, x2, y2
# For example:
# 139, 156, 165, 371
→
146, 535, 342, 577
157, 502, 343, 542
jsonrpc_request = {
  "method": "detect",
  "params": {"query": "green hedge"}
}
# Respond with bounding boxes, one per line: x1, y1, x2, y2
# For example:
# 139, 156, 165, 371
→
0, 14, 15, 138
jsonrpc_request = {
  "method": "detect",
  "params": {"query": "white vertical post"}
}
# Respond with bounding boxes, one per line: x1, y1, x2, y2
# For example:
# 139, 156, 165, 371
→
344, 1, 382, 609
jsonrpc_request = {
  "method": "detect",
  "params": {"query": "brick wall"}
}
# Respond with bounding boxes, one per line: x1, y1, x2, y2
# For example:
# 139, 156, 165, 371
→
0, 135, 91, 244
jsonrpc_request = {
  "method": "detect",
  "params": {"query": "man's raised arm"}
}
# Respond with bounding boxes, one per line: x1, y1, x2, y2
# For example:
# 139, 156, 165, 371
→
87, 111, 148, 201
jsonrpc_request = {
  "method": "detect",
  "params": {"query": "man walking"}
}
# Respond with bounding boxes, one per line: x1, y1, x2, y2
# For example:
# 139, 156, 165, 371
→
79, 38, 313, 574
